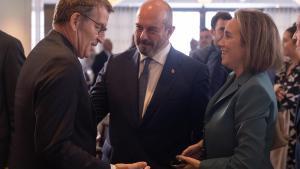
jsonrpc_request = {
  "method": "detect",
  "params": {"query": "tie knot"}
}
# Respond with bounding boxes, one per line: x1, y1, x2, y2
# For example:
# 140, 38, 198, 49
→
143, 57, 152, 66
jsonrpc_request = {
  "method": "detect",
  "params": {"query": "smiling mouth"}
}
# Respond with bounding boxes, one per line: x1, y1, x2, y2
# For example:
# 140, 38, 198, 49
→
91, 42, 98, 46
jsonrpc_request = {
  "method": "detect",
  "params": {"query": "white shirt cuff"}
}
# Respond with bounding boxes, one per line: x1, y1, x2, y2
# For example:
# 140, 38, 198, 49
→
110, 164, 116, 169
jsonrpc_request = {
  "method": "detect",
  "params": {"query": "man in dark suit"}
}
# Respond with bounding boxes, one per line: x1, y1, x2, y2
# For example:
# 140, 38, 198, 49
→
0, 30, 25, 169
9, 0, 148, 169
90, 0, 209, 168
92, 38, 112, 84
190, 12, 232, 97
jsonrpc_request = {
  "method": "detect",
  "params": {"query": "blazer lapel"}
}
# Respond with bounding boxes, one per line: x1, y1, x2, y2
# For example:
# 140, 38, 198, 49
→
141, 47, 179, 124
204, 73, 235, 121
205, 72, 253, 121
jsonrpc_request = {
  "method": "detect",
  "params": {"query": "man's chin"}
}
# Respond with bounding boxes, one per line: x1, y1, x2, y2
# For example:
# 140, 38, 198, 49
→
138, 47, 151, 56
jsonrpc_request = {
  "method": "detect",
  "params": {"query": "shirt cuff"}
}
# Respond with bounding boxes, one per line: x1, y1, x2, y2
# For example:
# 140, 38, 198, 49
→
111, 164, 116, 169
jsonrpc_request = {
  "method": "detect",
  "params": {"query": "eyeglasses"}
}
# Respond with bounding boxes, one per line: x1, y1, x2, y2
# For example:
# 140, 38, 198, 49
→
79, 12, 107, 34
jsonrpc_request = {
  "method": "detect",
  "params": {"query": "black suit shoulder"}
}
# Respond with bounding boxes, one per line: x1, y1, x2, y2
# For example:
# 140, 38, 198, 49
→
110, 47, 137, 61
0, 31, 23, 49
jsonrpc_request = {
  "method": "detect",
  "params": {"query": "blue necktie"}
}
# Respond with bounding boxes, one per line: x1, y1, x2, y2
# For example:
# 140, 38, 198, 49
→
139, 57, 151, 118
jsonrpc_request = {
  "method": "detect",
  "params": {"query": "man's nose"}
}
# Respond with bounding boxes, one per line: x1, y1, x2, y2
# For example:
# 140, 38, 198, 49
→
140, 30, 148, 40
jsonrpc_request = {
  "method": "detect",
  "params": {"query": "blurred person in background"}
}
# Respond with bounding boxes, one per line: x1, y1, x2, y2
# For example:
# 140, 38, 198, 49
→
271, 23, 300, 169
189, 38, 198, 55
293, 14, 300, 169
199, 27, 212, 49
190, 12, 232, 97
92, 38, 113, 84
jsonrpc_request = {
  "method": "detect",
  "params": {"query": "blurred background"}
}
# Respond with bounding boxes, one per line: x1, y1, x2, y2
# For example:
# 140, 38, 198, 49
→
1, 0, 299, 56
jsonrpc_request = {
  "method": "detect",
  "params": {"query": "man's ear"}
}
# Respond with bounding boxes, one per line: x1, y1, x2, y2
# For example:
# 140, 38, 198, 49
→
167, 26, 175, 38
69, 12, 81, 31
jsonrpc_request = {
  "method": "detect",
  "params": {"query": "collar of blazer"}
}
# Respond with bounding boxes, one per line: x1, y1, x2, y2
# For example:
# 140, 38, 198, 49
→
205, 71, 253, 119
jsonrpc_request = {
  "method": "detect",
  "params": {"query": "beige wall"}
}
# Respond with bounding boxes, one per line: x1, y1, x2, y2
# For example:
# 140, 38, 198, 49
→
0, 0, 31, 56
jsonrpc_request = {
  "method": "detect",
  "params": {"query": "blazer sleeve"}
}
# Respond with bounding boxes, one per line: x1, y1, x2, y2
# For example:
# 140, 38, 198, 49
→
34, 59, 110, 169
0, 38, 25, 169
190, 64, 210, 141
90, 59, 110, 124
5, 39, 25, 131
200, 83, 274, 169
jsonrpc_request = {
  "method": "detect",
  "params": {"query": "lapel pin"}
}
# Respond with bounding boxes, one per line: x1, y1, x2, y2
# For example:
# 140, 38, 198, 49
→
171, 68, 175, 74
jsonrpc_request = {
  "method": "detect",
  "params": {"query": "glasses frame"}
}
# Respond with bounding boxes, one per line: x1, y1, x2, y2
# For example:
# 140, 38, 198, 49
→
79, 12, 107, 34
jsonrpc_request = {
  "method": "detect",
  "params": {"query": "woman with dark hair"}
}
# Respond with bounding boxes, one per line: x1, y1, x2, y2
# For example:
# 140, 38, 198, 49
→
271, 23, 300, 169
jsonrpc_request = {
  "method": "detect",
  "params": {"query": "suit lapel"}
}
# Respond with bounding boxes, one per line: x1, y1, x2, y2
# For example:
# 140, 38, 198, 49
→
141, 47, 179, 124
123, 49, 140, 125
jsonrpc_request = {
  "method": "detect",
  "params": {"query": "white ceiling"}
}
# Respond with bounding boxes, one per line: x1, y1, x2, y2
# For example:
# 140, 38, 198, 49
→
44, 0, 300, 8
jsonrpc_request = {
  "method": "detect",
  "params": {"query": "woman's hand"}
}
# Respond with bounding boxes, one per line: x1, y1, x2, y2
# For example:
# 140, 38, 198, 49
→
176, 155, 201, 169
274, 84, 285, 101
181, 140, 203, 159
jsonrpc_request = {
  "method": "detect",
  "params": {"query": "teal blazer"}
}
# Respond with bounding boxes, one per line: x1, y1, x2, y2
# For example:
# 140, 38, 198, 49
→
201, 72, 277, 169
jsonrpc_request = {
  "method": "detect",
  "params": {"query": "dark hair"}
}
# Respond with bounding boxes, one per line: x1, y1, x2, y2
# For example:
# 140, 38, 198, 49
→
53, 0, 113, 25
211, 12, 232, 30
286, 23, 297, 43
200, 27, 209, 32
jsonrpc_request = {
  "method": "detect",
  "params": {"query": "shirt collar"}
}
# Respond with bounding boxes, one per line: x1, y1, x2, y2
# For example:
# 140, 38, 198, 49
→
139, 43, 171, 65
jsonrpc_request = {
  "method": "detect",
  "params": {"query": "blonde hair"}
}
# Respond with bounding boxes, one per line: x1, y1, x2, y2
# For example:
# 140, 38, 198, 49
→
235, 9, 282, 73
53, 0, 113, 25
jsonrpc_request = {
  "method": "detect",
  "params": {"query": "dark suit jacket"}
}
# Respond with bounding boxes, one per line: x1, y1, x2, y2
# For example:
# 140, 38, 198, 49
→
92, 50, 109, 84
190, 45, 229, 97
201, 72, 277, 169
9, 30, 110, 169
0, 30, 25, 169
90, 47, 209, 168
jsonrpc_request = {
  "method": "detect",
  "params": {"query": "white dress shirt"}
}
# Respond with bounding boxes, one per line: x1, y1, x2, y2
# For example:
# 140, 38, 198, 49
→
138, 43, 171, 117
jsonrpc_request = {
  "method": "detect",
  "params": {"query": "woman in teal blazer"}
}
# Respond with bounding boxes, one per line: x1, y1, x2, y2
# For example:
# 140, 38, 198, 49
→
177, 9, 282, 169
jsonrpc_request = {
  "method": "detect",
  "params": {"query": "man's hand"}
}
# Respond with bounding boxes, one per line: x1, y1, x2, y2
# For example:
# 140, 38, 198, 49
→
115, 162, 150, 169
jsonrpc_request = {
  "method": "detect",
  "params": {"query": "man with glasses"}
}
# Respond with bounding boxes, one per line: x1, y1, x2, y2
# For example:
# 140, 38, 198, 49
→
9, 0, 149, 169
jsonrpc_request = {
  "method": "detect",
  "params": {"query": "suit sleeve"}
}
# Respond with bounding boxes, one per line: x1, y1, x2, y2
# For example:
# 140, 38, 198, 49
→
190, 64, 209, 142
90, 59, 110, 124
200, 83, 274, 169
34, 59, 109, 169
0, 38, 25, 169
